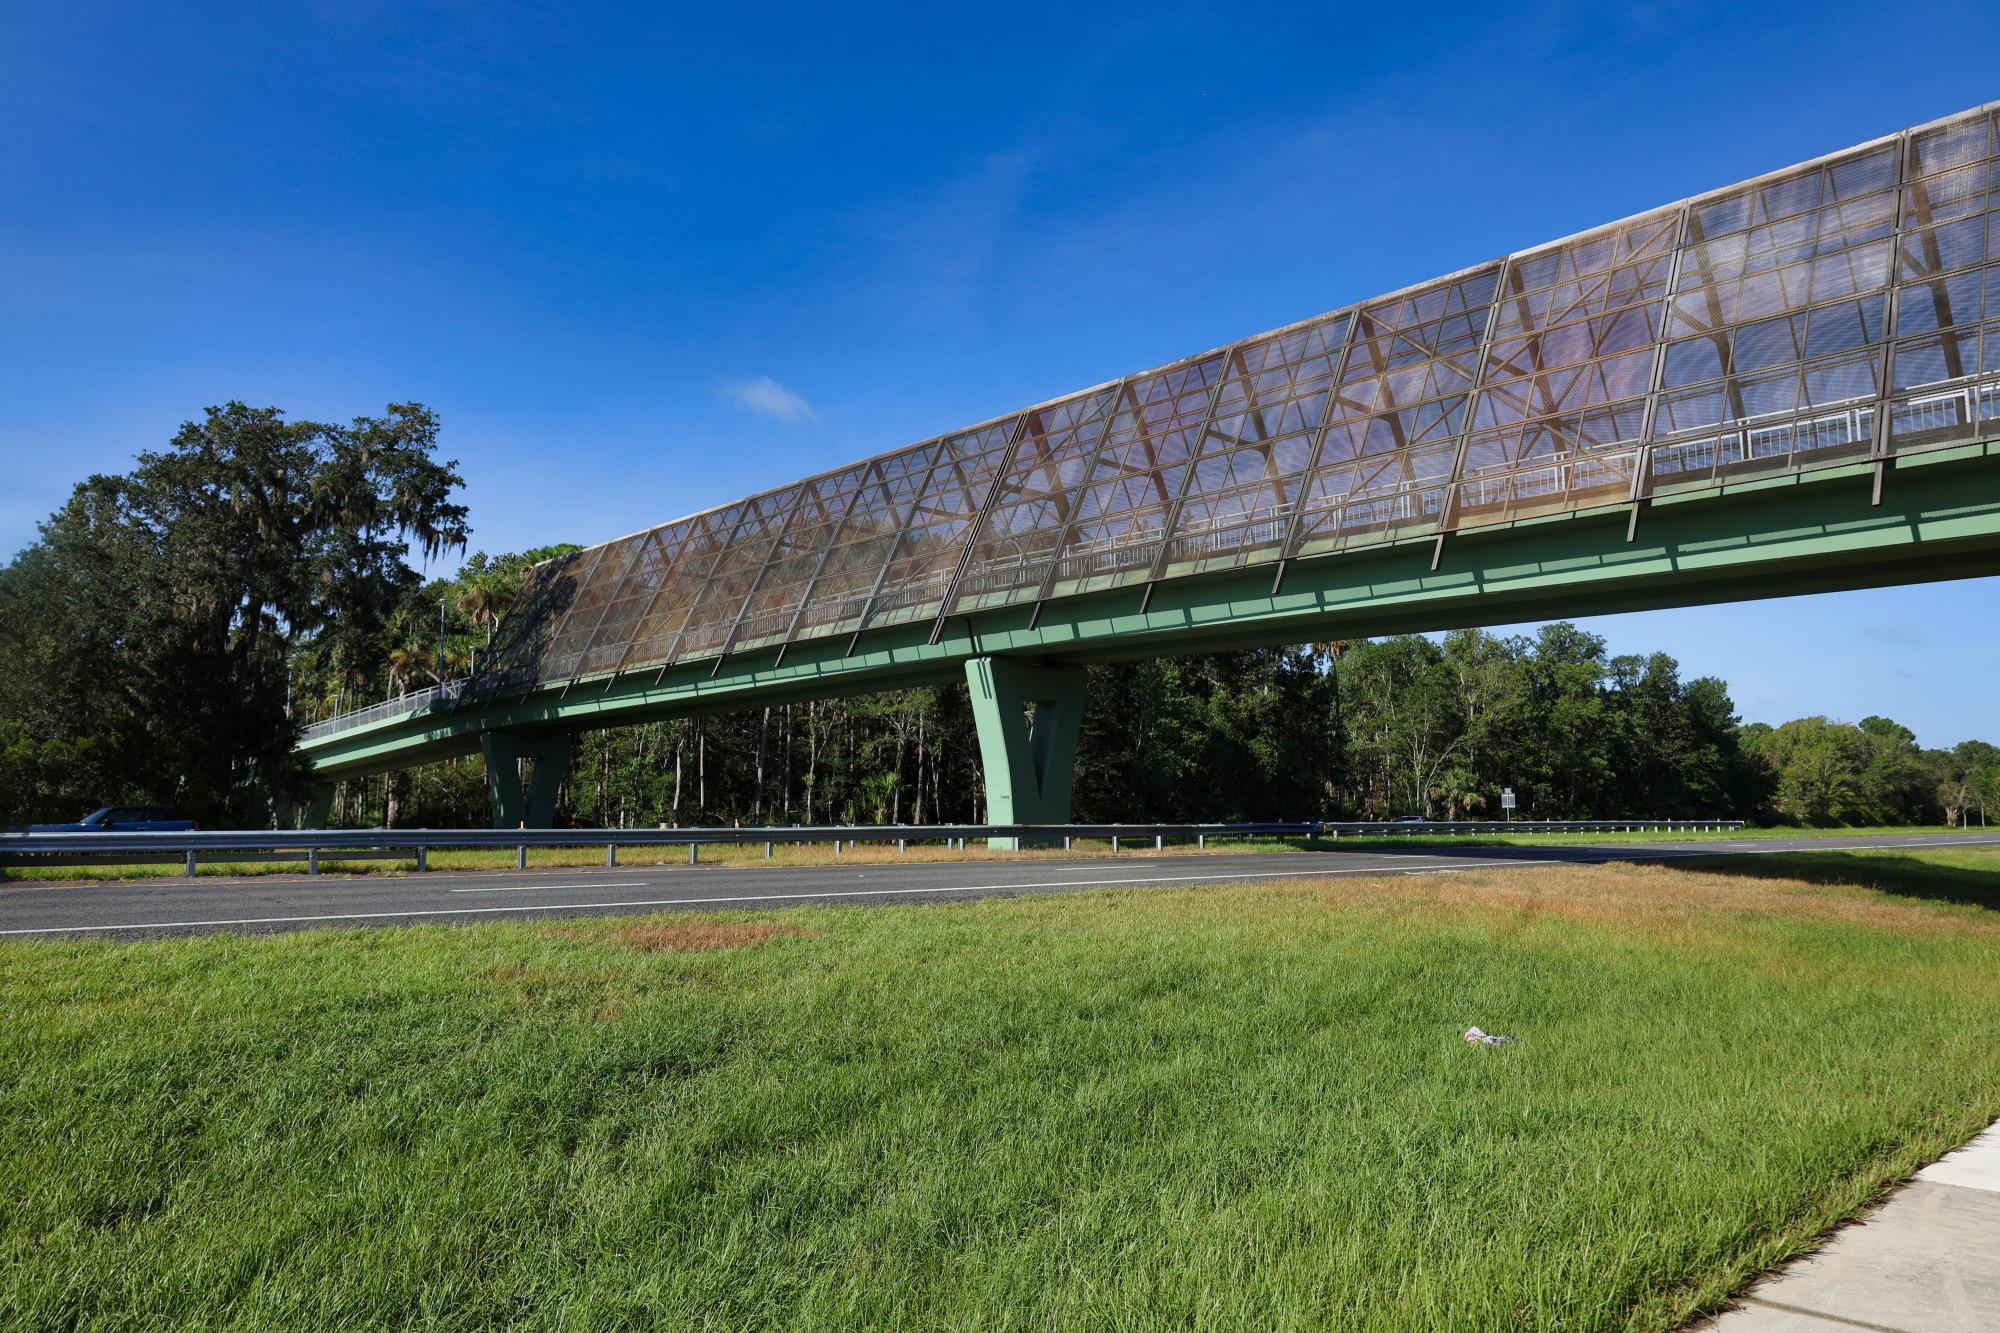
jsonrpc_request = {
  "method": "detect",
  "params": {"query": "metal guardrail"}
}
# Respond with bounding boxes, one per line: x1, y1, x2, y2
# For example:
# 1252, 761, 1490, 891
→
0, 819, 1743, 876
1318, 819, 1744, 837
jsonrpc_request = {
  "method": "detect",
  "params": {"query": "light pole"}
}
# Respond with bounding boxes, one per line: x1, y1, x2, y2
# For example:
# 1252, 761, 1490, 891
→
437, 594, 448, 687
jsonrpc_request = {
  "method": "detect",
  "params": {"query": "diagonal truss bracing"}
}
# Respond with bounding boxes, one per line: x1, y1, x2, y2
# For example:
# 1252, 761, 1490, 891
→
472, 101, 2000, 696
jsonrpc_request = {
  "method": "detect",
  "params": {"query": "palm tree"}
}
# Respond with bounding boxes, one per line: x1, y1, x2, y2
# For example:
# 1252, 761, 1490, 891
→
386, 647, 416, 699
1435, 766, 1489, 819
459, 583, 516, 648
1311, 639, 1354, 816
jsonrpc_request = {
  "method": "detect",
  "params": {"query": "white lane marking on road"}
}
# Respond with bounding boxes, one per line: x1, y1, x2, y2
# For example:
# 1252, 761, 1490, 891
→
439, 881, 650, 893
447, 859, 1544, 895
0, 861, 1559, 935
12, 836, 1987, 935
8, 837, 1988, 897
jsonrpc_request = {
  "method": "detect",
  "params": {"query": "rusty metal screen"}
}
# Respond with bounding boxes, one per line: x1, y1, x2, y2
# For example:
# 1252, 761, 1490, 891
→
480, 101, 2000, 693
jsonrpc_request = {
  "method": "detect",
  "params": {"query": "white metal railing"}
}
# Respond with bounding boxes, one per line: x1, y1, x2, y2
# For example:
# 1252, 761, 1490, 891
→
1889, 372, 2000, 442
867, 566, 954, 617
1651, 398, 1876, 480
1457, 448, 1637, 515
1649, 371, 2000, 486
300, 679, 467, 742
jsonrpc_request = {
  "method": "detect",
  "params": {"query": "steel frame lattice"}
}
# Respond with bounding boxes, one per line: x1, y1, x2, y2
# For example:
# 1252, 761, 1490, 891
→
474, 101, 2000, 695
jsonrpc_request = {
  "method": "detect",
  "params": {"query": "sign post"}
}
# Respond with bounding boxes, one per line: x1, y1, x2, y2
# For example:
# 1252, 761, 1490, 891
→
1501, 788, 1516, 821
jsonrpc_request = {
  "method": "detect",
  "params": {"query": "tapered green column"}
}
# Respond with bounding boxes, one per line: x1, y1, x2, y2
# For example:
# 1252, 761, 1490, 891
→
481, 730, 573, 828
965, 657, 1087, 849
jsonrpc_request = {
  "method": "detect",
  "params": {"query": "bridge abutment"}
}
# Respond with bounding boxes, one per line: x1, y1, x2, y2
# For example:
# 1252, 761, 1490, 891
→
481, 730, 573, 828
965, 657, 1086, 849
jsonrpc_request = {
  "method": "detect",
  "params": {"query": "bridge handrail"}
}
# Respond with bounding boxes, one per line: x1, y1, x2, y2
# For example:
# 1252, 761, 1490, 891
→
299, 679, 468, 742
0, 819, 1747, 871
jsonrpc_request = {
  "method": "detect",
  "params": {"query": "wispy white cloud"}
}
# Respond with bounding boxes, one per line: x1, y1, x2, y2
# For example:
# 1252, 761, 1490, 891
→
1859, 621, 1929, 648
719, 375, 816, 424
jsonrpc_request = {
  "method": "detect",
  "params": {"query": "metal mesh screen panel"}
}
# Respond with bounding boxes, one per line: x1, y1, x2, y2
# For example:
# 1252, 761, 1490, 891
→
461, 102, 2000, 697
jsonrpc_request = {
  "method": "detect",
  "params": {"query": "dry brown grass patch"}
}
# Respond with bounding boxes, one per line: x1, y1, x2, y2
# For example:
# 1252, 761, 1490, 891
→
1281, 860, 1999, 938
607, 922, 817, 952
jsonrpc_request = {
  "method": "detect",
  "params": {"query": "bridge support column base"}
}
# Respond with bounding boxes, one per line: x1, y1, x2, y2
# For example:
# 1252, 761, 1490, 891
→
482, 730, 573, 829
965, 657, 1086, 850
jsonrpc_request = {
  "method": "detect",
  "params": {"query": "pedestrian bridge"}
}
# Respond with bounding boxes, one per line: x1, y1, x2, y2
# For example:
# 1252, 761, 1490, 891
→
300, 101, 2000, 827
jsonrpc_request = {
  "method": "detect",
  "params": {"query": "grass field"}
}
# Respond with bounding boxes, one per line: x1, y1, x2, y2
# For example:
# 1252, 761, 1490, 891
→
3, 847, 1997, 1330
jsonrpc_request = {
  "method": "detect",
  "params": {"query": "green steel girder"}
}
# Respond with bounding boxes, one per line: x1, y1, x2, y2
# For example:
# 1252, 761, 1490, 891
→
301, 443, 2000, 786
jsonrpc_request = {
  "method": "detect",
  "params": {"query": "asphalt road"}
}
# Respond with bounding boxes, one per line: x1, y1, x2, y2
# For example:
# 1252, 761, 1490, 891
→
3, 832, 1996, 941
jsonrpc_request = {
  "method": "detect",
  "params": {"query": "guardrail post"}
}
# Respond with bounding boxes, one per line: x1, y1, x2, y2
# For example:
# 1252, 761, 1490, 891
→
1154, 834, 1163, 851
1198, 833, 1205, 849
764, 841, 773, 859
606, 844, 617, 868
416, 847, 428, 873
1111, 835, 1119, 854
517, 846, 527, 871
185, 850, 197, 878
689, 843, 698, 865
307, 847, 318, 875
834, 839, 841, 856
1063, 835, 1071, 850
898, 838, 906, 856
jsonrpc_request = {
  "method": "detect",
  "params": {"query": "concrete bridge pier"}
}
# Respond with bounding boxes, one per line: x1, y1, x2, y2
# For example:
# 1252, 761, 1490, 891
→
965, 656, 1087, 850
481, 730, 573, 829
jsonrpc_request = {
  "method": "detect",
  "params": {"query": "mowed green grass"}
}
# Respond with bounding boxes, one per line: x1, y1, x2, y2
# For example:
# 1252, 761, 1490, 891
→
3, 851, 1998, 1331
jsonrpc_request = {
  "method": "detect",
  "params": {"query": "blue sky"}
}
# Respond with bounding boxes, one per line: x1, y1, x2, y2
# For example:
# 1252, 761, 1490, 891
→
2, 1, 1995, 746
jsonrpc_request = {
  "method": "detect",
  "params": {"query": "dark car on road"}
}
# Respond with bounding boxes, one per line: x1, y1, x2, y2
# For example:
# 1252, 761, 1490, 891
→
30, 805, 198, 832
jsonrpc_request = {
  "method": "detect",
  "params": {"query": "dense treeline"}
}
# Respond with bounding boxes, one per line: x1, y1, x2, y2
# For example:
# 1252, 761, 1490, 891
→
5, 403, 1996, 829
1, 402, 468, 824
